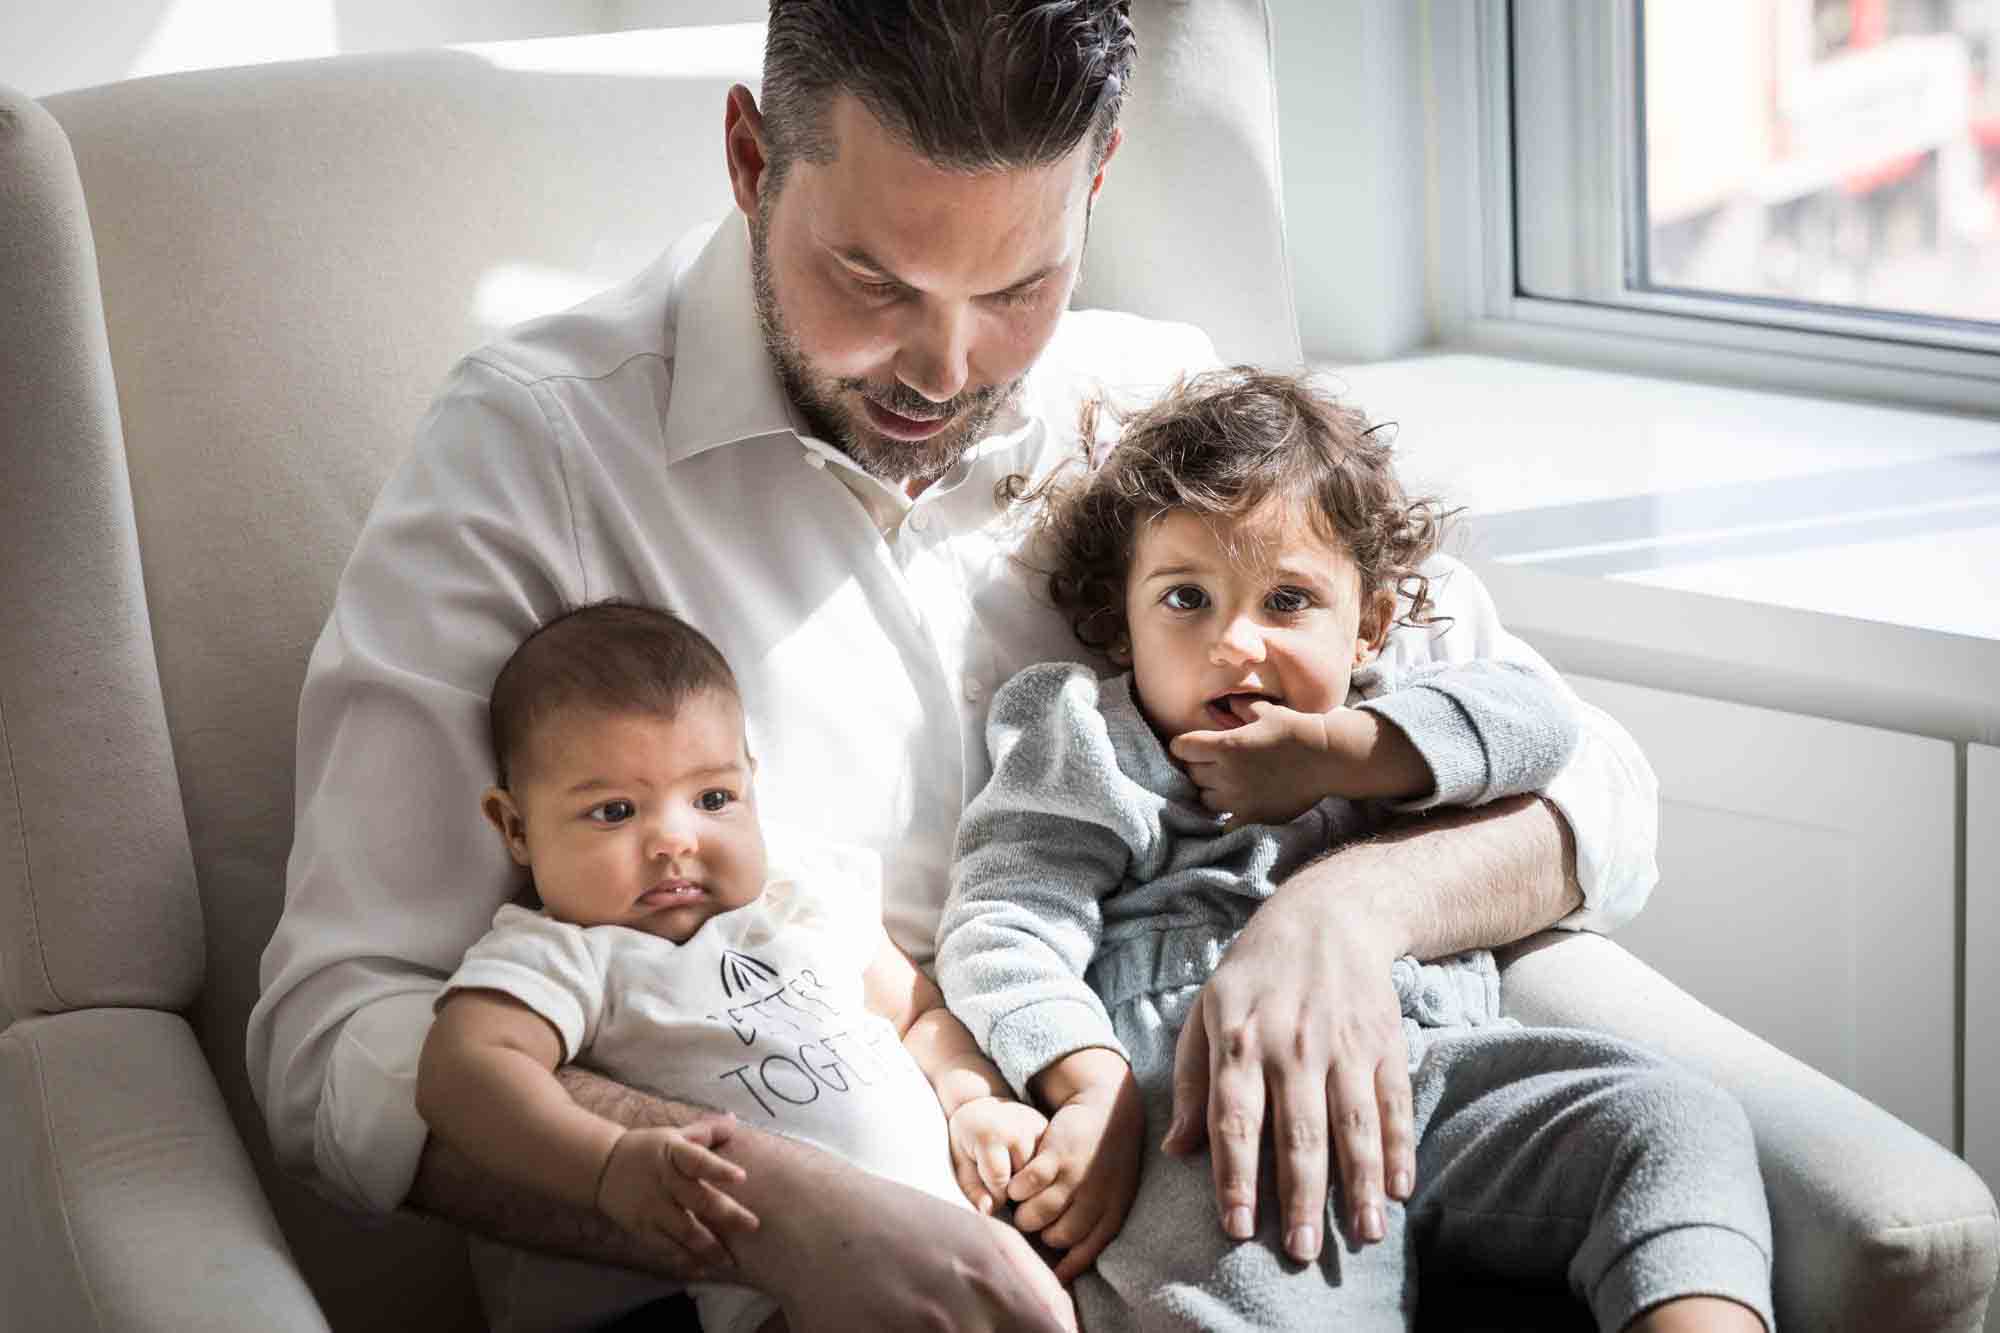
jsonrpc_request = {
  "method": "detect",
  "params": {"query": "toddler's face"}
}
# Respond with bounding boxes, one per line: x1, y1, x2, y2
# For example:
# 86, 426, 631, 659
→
483, 692, 768, 943
1120, 501, 1392, 745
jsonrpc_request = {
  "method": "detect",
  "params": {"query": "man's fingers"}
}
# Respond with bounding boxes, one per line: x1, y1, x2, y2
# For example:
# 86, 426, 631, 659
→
1269, 1070, 1331, 1262
1377, 1059, 1417, 1203
1207, 1019, 1267, 1241
1328, 1064, 1387, 1246
1164, 1004, 1212, 1154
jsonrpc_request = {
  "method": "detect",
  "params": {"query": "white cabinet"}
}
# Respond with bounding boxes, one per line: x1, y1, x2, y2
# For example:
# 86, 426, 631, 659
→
1970, 744, 1998, 1200
1570, 675, 1959, 1150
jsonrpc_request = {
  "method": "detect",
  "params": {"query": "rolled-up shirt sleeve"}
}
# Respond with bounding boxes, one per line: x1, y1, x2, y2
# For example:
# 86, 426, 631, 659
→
246, 356, 585, 1214
1378, 556, 1659, 935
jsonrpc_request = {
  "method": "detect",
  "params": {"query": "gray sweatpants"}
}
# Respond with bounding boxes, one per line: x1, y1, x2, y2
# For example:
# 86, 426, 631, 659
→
1073, 938, 1775, 1333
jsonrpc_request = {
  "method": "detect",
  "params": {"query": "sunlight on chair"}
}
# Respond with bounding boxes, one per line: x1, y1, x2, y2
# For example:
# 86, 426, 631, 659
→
472, 261, 610, 332
453, 25, 765, 82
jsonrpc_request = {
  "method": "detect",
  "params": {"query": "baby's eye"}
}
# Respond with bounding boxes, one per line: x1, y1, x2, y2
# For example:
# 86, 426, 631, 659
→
696, 789, 734, 813
587, 799, 637, 825
1161, 585, 1209, 611
1266, 587, 1314, 614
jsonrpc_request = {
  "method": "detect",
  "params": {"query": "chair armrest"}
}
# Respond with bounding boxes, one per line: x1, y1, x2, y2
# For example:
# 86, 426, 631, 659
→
0, 1008, 328, 1331
1498, 930, 1998, 1333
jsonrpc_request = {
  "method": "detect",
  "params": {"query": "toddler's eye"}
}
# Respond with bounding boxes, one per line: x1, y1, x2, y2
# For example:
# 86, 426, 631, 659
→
1266, 587, 1313, 613
1162, 585, 1208, 611
697, 789, 734, 813
587, 799, 636, 825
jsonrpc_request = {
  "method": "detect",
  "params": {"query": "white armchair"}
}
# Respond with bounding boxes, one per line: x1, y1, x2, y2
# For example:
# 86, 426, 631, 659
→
1, 4, 1993, 1330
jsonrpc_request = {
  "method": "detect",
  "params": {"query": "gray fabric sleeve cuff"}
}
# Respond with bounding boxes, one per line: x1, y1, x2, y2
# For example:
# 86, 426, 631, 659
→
1360, 685, 1489, 811
985, 999, 1128, 1101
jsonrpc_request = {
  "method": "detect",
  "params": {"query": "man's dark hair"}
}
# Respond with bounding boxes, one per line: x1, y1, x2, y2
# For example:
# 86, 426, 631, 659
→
760, 0, 1135, 189
488, 601, 739, 788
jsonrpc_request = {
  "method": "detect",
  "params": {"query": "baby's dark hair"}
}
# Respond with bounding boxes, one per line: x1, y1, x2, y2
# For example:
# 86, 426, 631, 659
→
488, 600, 740, 788
1007, 366, 1456, 656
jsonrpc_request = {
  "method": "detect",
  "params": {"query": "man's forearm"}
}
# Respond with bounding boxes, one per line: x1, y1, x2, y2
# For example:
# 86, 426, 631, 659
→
406, 1066, 729, 1278
1300, 793, 1581, 961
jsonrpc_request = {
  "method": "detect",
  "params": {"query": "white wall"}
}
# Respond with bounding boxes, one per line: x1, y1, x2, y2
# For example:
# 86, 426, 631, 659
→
1267, 0, 1431, 365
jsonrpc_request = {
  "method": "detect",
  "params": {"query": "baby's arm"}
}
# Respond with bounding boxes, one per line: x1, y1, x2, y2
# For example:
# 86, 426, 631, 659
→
1172, 659, 1582, 824
862, 935, 1048, 1215
415, 989, 757, 1262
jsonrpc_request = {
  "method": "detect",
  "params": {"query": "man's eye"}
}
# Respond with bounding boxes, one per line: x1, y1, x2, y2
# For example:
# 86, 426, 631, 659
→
988, 281, 1044, 309
1162, 585, 1208, 611
697, 790, 734, 813
1266, 587, 1313, 613
587, 800, 636, 825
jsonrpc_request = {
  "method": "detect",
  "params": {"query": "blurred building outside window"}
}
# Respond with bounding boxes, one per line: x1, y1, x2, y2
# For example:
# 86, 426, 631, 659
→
1641, 0, 2000, 328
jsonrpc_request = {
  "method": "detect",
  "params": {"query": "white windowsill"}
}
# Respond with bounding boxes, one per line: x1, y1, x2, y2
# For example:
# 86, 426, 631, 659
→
1320, 352, 2000, 746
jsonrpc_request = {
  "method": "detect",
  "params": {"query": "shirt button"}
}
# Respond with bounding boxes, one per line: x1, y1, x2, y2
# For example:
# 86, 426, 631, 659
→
908, 510, 931, 533
963, 678, 985, 703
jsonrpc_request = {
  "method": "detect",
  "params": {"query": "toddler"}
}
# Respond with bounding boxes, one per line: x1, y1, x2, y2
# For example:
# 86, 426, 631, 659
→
935, 368, 1773, 1332
416, 602, 1060, 1333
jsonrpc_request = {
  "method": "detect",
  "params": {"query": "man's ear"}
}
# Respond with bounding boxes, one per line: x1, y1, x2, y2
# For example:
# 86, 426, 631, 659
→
481, 787, 533, 867
1355, 589, 1398, 665
1086, 126, 1124, 207
724, 83, 771, 220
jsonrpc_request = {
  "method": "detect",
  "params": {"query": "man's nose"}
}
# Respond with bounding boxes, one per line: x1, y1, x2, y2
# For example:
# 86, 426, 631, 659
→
1210, 613, 1267, 666
894, 300, 971, 405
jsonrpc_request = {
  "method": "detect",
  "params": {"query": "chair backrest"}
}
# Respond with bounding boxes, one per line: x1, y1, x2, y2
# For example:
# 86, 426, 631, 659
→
8, 6, 1297, 1325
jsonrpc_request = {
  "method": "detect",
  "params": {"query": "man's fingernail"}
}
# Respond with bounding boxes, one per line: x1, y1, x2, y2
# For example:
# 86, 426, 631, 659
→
1225, 1206, 1253, 1239
1287, 1225, 1318, 1260
1391, 1169, 1413, 1198
1362, 1204, 1385, 1242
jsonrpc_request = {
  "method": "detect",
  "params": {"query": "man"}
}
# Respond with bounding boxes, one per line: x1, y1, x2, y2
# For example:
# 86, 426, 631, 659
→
249, 3, 1659, 1330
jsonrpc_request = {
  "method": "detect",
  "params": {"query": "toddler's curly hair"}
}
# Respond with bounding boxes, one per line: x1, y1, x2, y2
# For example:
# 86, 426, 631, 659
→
1006, 366, 1456, 656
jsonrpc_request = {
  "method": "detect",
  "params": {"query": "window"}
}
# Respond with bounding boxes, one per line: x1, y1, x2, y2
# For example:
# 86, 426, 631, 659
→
1430, 0, 2000, 411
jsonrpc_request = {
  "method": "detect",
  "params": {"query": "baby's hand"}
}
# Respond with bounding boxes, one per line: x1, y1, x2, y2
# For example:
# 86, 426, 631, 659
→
1009, 1067, 1145, 1283
594, 1113, 759, 1268
948, 1095, 1051, 1215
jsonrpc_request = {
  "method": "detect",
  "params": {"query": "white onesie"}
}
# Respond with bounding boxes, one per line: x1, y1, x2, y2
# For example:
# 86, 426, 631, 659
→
441, 838, 967, 1333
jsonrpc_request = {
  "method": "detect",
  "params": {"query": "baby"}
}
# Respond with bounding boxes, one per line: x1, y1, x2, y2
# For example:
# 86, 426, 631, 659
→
415, 602, 1059, 1333
936, 368, 1773, 1332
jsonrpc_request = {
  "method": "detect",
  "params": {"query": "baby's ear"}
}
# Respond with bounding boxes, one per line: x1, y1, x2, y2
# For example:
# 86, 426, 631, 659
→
481, 786, 533, 867
1107, 631, 1133, 667
1354, 588, 1398, 665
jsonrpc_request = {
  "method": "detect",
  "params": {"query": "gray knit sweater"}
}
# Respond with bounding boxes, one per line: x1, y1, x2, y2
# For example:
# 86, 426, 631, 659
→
936, 658, 1580, 1098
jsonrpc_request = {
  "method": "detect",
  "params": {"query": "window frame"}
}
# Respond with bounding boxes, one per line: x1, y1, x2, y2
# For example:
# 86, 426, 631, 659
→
1426, 0, 2000, 415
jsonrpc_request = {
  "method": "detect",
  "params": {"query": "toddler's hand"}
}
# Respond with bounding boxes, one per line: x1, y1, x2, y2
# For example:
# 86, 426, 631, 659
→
1009, 1067, 1145, 1283
948, 1095, 1050, 1214
594, 1114, 759, 1268
1169, 699, 1347, 824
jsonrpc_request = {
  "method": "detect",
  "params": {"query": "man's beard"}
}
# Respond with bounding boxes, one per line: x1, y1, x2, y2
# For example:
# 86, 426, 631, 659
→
749, 202, 1020, 489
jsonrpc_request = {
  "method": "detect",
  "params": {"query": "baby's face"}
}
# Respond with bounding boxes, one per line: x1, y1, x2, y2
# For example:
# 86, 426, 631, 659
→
485, 692, 768, 943
1121, 501, 1390, 744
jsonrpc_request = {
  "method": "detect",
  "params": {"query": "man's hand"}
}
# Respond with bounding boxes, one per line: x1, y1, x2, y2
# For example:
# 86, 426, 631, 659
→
1014, 1053, 1145, 1283
594, 1115, 760, 1266
949, 1095, 1052, 1215
1170, 702, 1429, 825
1160, 889, 1415, 1263
730, 1134, 1078, 1333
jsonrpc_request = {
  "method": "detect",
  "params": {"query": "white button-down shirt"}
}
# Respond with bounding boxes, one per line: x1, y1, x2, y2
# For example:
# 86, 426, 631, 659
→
248, 215, 1658, 1218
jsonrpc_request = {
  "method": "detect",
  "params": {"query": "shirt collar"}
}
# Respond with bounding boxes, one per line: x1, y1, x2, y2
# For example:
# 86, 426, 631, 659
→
660, 214, 800, 466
